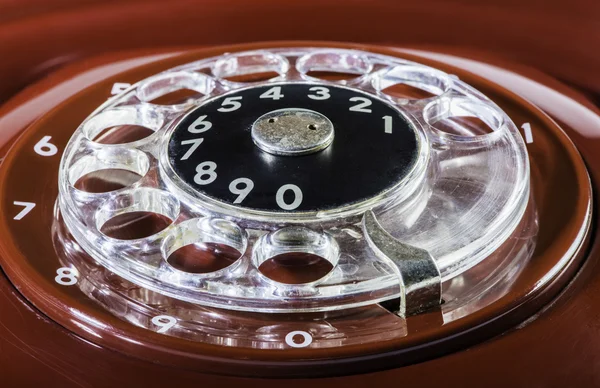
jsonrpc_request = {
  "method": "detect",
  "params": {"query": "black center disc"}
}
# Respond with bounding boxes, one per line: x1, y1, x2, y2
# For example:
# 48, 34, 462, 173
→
168, 83, 419, 212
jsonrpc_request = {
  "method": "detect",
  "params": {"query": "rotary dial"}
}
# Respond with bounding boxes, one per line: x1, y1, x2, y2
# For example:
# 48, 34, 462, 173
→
55, 48, 531, 314
167, 83, 418, 213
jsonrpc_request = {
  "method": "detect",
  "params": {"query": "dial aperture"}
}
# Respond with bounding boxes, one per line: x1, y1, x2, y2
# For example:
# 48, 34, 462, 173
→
168, 83, 419, 212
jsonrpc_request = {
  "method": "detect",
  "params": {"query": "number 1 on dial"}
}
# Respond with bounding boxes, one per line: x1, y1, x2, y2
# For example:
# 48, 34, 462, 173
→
383, 115, 393, 134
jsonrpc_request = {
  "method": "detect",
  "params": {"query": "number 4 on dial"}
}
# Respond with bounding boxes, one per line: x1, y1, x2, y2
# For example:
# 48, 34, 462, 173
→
260, 86, 284, 100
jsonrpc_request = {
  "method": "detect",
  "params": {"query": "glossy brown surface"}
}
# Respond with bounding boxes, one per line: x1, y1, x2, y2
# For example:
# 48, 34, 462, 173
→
99, 212, 173, 240
168, 243, 241, 274
0, 0, 599, 105
0, 2, 598, 385
0, 42, 594, 386
258, 253, 335, 285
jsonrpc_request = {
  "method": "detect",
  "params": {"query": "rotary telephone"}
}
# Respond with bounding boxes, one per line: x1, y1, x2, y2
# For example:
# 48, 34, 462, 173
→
0, 1, 598, 387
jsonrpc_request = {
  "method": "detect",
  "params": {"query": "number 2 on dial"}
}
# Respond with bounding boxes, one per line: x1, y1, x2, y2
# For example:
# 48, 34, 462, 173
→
349, 97, 372, 113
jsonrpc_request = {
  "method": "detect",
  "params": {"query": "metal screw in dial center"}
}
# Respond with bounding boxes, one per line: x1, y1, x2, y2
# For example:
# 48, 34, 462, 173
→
251, 108, 334, 156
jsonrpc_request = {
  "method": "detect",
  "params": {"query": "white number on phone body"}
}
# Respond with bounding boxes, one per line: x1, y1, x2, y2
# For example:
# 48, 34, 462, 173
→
521, 122, 534, 144
285, 331, 313, 348
34, 136, 58, 156
55, 267, 78, 286
13, 201, 36, 220
151, 315, 177, 333
110, 82, 131, 95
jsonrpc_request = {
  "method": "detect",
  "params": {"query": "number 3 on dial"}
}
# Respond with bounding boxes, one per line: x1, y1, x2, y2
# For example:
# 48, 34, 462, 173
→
307, 86, 330, 100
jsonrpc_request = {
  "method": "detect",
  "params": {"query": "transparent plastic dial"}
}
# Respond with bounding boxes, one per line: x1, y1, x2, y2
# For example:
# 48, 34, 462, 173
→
58, 48, 530, 313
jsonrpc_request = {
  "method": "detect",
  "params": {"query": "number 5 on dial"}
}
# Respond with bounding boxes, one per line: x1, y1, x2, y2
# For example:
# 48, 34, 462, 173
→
218, 96, 243, 112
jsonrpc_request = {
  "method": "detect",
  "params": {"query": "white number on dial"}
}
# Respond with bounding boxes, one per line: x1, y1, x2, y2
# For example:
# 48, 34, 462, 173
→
260, 86, 284, 100
188, 115, 212, 133
194, 161, 217, 185
54, 267, 78, 286
276, 184, 303, 210
13, 201, 36, 220
229, 177, 254, 204
151, 315, 177, 333
382, 115, 393, 134
349, 97, 372, 113
217, 96, 243, 112
285, 331, 313, 348
307, 86, 330, 100
34, 136, 58, 156
180, 138, 204, 160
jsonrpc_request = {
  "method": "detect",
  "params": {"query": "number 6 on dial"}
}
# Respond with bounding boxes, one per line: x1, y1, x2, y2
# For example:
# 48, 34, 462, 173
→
188, 115, 212, 133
